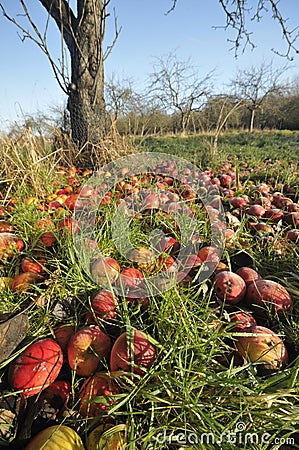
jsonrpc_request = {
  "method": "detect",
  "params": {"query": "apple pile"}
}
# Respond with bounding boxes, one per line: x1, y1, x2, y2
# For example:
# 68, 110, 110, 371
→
0, 158, 298, 448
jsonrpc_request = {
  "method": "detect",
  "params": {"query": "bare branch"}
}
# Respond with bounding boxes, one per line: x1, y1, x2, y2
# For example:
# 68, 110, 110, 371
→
103, 7, 122, 61
170, 0, 299, 59
0, 2, 69, 93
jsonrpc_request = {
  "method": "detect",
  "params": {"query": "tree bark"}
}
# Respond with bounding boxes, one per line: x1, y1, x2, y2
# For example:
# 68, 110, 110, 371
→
249, 108, 255, 133
39, 0, 107, 147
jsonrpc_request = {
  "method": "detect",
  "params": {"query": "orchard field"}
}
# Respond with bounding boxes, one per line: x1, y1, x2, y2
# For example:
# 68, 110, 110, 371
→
0, 130, 299, 449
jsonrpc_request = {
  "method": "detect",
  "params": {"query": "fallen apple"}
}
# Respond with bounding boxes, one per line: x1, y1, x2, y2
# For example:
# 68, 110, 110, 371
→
235, 325, 288, 374
79, 372, 120, 418
110, 330, 156, 375
67, 325, 111, 376
246, 279, 292, 318
91, 257, 120, 287
8, 338, 63, 397
235, 267, 262, 286
91, 289, 118, 320
25, 425, 85, 450
10, 272, 44, 293
214, 271, 246, 304
87, 423, 126, 450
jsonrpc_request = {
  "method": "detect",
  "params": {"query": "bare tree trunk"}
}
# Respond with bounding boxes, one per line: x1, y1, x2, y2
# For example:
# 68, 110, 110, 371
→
249, 108, 255, 132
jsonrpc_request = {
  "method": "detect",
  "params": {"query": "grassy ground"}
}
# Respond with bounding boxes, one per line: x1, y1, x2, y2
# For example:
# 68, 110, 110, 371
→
0, 130, 299, 449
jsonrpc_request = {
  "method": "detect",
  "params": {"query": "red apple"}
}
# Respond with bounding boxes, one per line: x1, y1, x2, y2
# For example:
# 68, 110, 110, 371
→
247, 204, 266, 217
21, 255, 46, 274
235, 267, 262, 286
110, 330, 156, 375
197, 246, 220, 264
91, 289, 118, 320
235, 325, 288, 374
0, 232, 25, 259
58, 217, 80, 234
214, 271, 246, 304
229, 310, 257, 331
79, 372, 120, 418
246, 279, 292, 317
10, 272, 44, 292
8, 338, 63, 397
285, 229, 299, 242
116, 267, 145, 296
231, 197, 248, 209
67, 325, 111, 377
54, 324, 75, 353
0, 220, 14, 233
91, 257, 120, 287
264, 208, 284, 222
284, 212, 299, 228
40, 380, 71, 410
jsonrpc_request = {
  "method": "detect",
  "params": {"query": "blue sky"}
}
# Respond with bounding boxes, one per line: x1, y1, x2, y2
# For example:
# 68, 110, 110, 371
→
0, 0, 298, 128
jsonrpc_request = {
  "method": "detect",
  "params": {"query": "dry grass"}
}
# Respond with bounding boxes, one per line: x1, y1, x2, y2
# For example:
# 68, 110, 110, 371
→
0, 128, 61, 199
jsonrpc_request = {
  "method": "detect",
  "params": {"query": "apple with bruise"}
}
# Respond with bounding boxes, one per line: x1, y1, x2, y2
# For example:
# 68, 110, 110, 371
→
246, 279, 292, 318
90, 289, 118, 320
229, 310, 257, 331
10, 272, 44, 292
110, 330, 156, 375
67, 325, 111, 376
8, 338, 63, 397
235, 325, 288, 374
0, 232, 25, 259
235, 267, 262, 286
79, 372, 120, 418
91, 257, 120, 287
214, 271, 246, 304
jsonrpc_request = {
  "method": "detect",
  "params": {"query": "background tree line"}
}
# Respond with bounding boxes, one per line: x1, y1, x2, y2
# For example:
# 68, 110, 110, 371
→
104, 58, 299, 137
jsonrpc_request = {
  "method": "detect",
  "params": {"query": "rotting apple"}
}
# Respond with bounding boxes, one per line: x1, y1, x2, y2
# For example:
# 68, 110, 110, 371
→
8, 338, 63, 397
235, 267, 262, 286
79, 372, 120, 418
54, 324, 76, 353
10, 272, 44, 293
110, 330, 156, 375
235, 325, 288, 374
246, 279, 292, 318
214, 271, 246, 304
90, 289, 118, 320
91, 257, 120, 287
40, 379, 71, 411
67, 325, 111, 377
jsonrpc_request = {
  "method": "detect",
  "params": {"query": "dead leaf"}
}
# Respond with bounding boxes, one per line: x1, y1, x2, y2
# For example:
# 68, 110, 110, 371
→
0, 311, 28, 363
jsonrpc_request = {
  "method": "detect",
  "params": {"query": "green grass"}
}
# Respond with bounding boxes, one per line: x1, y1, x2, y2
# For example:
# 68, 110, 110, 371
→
0, 130, 299, 449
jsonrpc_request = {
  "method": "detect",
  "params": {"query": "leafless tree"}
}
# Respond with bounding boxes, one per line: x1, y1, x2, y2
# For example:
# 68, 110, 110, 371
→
231, 61, 288, 132
105, 74, 136, 122
0, 0, 120, 148
1, 0, 298, 152
149, 52, 214, 135
168, 0, 299, 59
